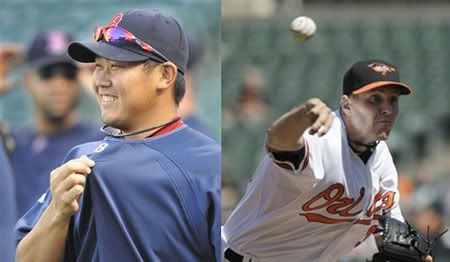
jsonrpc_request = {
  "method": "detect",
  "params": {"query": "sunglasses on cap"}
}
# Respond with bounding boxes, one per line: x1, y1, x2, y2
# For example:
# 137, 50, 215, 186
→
93, 26, 170, 63
37, 63, 78, 80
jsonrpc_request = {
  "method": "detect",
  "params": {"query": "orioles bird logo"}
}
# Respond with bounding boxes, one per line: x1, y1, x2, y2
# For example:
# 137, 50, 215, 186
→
368, 63, 396, 76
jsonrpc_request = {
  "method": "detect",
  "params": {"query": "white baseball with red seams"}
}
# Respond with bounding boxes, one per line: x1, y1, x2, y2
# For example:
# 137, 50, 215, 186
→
221, 111, 404, 262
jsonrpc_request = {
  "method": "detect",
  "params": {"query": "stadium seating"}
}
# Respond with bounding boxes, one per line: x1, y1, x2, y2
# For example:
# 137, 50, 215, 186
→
222, 17, 450, 184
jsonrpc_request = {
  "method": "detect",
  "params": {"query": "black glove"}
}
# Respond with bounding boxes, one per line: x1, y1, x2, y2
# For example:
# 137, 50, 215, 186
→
371, 216, 432, 262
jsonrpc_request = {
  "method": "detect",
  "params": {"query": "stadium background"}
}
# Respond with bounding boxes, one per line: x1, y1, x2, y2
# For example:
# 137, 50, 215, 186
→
222, 0, 450, 261
0, 0, 221, 141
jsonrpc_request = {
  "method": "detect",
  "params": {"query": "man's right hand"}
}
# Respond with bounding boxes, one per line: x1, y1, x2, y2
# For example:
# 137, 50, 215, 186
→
267, 97, 334, 151
49, 155, 95, 223
303, 98, 334, 137
16, 155, 96, 262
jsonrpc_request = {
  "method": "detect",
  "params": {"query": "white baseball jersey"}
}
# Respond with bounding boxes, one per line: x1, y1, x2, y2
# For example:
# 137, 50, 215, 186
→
222, 110, 404, 262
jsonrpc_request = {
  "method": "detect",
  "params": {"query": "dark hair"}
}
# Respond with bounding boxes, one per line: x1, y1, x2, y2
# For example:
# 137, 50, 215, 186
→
174, 73, 185, 106
144, 59, 185, 106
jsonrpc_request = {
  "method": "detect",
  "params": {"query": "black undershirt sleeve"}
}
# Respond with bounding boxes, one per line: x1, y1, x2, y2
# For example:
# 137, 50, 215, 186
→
268, 146, 306, 170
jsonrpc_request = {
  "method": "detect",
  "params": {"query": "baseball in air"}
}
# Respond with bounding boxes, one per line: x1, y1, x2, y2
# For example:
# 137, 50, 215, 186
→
290, 16, 316, 43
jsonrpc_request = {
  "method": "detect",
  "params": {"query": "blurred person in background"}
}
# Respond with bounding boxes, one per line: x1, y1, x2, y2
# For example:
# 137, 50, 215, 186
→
221, 65, 273, 194
414, 204, 450, 261
223, 66, 271, 131
236, 66, 270, 127
178, 33, 210, 136
0, 30, 103, 218
0, 137, 16, 262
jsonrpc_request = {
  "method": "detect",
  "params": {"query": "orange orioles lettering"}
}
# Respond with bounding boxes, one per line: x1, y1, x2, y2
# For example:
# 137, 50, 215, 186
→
299, 183, 395, 226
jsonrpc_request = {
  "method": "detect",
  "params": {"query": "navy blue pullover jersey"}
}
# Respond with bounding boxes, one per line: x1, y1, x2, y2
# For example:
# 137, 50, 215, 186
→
16, 125, 221, 261
0, 138, 16, 262
11, 122, 103, 218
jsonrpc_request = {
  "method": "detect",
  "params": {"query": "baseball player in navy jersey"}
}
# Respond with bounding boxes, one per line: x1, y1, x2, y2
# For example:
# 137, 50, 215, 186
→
222, 60, 433, 262
0, 137, 16, 262
15, 9, 220, 261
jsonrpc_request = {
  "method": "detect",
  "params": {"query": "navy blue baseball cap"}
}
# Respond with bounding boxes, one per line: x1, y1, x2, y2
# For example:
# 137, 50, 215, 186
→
68, 9, 189, 74
26, 31, 75, 68
343, 59, 412, 96
186, 33, 203, 70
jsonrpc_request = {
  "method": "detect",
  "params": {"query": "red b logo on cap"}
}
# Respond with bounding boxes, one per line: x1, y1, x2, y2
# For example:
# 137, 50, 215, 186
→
109, 12, 123, 27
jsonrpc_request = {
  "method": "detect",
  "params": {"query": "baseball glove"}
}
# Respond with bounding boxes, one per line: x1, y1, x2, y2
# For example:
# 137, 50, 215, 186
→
371, 216, 432, 262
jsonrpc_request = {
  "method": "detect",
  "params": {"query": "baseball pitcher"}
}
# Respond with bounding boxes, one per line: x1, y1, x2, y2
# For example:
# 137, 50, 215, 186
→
222, 60, 433, 262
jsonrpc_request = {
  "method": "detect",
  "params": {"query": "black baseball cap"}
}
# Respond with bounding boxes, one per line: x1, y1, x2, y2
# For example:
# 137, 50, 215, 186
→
68, 9, 189, 74
26, 31, 75, 68
343, 59, 412, 96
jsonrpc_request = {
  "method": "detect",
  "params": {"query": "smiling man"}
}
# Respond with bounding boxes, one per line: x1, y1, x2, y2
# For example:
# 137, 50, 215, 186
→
222, 60, 432, 262
15, 9, 220, 262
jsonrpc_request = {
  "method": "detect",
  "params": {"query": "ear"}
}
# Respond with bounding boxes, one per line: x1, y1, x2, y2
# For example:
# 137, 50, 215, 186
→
340, 95, 352, 115
156, 62, 177, 91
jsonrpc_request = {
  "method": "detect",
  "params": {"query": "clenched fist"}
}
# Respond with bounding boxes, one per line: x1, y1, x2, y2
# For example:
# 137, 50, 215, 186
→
49, 155, 95, 223
303, 98, 334, 137
267, 97, 334, 151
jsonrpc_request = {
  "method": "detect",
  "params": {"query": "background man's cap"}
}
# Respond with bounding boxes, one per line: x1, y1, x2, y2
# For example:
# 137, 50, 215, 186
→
343, 59, 412, 95
186, 33, 203, 71
68, 9, 189, 74
26, 31, 75, 68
